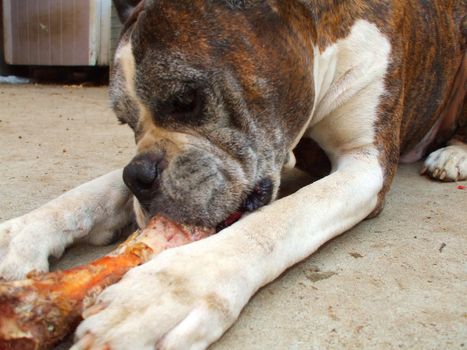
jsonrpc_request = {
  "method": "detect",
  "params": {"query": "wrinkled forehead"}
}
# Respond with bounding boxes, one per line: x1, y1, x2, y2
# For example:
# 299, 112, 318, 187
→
113, 0, 280, 93
129, 0, 249, 62
129, 0, 285, 67
112, 2, 212, 90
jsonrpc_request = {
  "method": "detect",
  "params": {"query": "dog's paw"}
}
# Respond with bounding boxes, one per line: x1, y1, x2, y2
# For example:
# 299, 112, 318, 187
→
72, 239, 251, 350
0, 216, 51, 280
422, 140, 467, 182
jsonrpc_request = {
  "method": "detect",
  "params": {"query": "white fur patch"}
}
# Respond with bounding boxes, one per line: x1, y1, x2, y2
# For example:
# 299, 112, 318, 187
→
115, 41, 139, 102
291, 20, 391, 160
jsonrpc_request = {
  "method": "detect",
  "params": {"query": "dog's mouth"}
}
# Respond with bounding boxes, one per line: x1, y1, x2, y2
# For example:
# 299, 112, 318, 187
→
138, 178, 273, 231
216, 178, 273, 231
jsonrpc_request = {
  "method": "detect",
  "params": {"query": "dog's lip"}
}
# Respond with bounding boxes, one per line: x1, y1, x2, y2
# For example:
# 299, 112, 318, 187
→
141, 179, 273, 232
242, 178, 273, 212
216, 178, 273, 232
216, 211, 244, 232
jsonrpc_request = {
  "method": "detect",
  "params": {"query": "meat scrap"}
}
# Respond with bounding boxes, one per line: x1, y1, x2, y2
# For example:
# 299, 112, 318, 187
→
0, 216, 214, 350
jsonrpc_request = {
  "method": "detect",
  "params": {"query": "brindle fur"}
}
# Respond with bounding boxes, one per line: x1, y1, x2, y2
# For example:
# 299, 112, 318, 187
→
112, 0, 466, 226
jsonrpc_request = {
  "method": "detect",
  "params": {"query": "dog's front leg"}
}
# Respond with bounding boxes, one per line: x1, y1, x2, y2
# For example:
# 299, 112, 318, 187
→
72, 149, 383, 350
0, 169, 133, 280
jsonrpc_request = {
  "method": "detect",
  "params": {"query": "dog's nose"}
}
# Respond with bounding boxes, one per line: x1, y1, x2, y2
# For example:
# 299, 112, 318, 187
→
123, 153, 163, 205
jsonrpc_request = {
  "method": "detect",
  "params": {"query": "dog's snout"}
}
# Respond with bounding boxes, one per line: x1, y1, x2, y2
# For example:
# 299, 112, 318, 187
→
123, 153, 163, 204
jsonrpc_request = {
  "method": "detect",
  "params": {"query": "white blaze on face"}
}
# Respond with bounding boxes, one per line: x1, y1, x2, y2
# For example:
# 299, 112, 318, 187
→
114, 38, 154, 131
114, 39, 156, 129
115, 40, 138, 100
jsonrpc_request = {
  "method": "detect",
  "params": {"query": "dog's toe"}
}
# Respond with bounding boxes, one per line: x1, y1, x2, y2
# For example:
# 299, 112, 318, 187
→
0, 243, 49, 280
423, 141, 467, 182
0, 217, 51, 280
73, 268, 192, 350
157, 304, 227, 350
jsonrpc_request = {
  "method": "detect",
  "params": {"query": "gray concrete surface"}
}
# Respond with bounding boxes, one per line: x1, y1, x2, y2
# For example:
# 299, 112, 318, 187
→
0, 84, 466, 349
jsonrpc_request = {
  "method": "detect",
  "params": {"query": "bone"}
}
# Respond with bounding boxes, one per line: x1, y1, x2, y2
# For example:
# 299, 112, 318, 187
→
0, 215, 213, 350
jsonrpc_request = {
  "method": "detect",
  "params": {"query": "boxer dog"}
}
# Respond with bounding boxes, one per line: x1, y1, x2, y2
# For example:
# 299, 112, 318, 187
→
0, 1, 465, 349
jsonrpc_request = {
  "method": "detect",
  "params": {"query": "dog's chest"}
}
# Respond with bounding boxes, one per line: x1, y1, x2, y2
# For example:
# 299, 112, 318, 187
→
292, 19, 392, 157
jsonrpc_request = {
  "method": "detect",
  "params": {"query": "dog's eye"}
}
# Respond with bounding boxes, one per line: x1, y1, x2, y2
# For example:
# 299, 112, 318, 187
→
161, 87, 204, 122
172, 88, 198, 115
154, 86, 205, 124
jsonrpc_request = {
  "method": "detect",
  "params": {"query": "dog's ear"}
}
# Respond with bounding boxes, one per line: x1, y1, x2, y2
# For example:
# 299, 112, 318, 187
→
113, 0, 142, 23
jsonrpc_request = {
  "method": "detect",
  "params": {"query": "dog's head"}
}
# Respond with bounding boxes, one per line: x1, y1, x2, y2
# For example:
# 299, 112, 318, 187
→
111, 0, 314, 228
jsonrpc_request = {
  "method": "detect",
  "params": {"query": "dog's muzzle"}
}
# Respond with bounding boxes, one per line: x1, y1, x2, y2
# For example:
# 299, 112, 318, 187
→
124, 152, 274, 230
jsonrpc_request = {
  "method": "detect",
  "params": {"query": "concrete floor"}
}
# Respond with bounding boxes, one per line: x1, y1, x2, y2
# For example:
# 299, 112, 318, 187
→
0, 84, 466, 349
